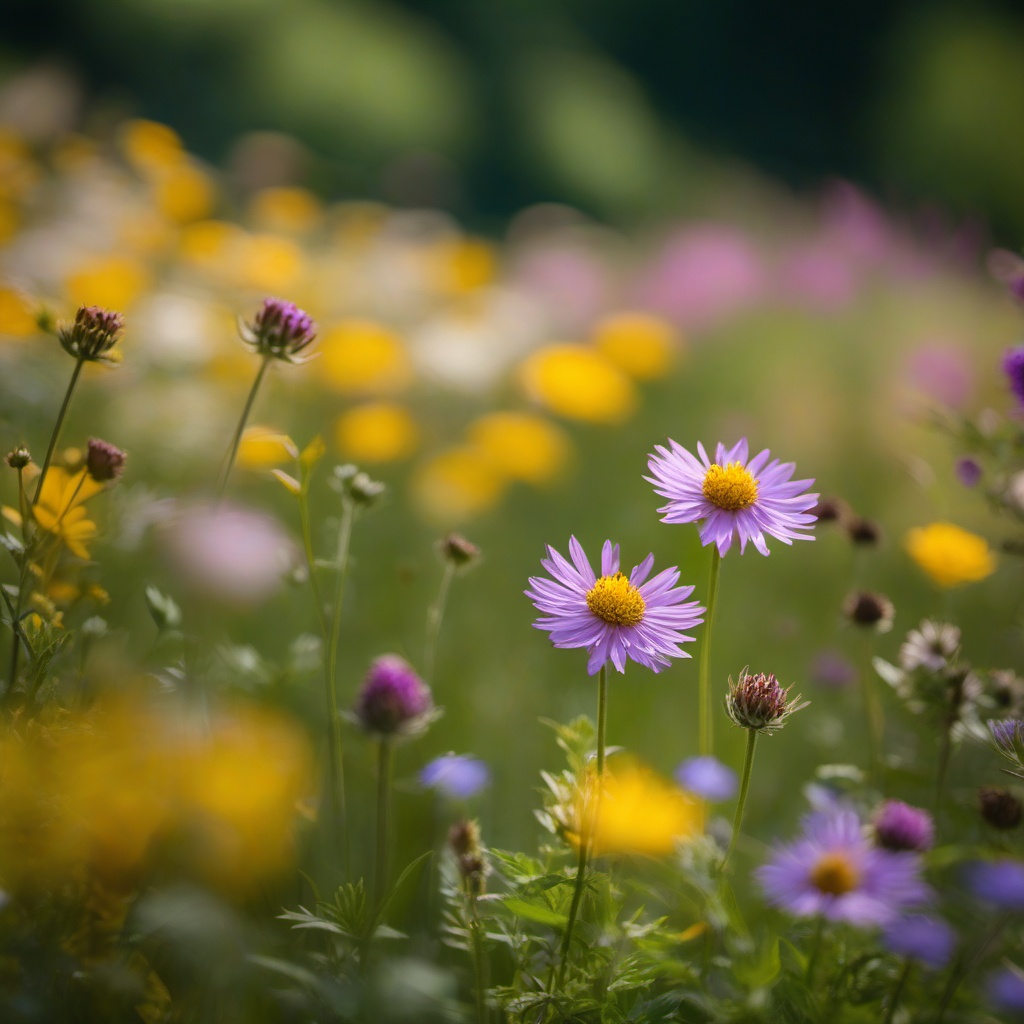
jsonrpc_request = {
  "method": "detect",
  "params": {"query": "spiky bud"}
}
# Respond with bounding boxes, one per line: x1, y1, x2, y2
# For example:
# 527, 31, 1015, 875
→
86, 438, 127, 482
439, 532, 480, 569
5, 446, 31, 469
239, 297, 317, 363
354, 655, 434, 737
725, 670, 807, 734
872, 799, 934, 852
56, 305, 125, 362
843, 590, 894, 632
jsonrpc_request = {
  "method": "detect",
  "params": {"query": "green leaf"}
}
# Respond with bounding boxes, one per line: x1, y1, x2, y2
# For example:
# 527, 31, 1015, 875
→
501, 898, 568, 928
144, 584, 181, 632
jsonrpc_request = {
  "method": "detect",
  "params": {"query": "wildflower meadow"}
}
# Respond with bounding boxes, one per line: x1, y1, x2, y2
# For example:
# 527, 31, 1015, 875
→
2, 116, 1024, 1024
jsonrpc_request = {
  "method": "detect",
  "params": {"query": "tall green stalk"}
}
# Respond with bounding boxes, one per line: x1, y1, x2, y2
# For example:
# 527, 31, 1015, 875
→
374, 735, 394, 908
216, 353, 271, 498
697, 548, 721, 757
424, 561, 455, 686
721, 728, 757, 871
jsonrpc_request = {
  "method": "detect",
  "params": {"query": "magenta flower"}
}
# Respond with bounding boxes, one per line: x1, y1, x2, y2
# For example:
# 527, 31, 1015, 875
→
525, 537, 705, 675
646, 438, 817, 556
872, 800, 934, 852
355, 655, 435, 737
756, 809, 930, 926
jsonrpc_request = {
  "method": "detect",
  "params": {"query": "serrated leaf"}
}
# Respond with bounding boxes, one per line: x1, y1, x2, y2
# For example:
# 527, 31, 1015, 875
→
502, 898, 568, 928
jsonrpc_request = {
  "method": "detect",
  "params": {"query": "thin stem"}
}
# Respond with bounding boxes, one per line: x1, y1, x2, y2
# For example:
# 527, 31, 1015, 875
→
554, 832, 589, 993
469, 896, 489, 1024
721, 728, 758, 871
374, 735, 394, 909
216, 353, 271, 498
882, 960, 912, 1024
32, 354, 86, 507
935, 716, 954, 811
859, 633, 885, 788
697, 547, 722, 758
805, 916, 826, 987
596, 664, 608, 777
936, 911, 1009, 1021
424, 561, 455, 686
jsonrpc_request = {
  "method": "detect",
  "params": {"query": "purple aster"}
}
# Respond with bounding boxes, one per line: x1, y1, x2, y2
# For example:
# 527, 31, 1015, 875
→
646, 438, 817, 556
1004, 346, 1024, 406
675, 755, 738, 802
756, 809, 930, 926
525, 537, 705, 675
988, 964, 1024, 1013
354, 654, 435, 736
965, 859, 1024, 908
882, 914, 957, 969
420, 754, 490, 799
872, 800, 935, 852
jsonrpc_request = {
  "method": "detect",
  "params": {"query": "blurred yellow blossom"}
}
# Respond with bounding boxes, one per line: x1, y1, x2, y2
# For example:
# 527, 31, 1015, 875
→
0, 200, 17, 245
250, 186, 323, 234
152, 161, 216, 224
236, 426, 299, 469
334, 402, 419, 462
905, 521, 997, 588
179, 219, 244, 271
519, 343, 636, 424
576, 759, 702, 858
319, 319, 413, 394
120, 119, 183, 174
434, 237, 496, 294
592, 311, 678, 380
412, 445, 505, 522
65, 255, 149, 311
467, 410, 570, 485
239, 233, 304, 292
0, 130, 40, 199
33, 467, 105, 560
0, 285, 37, 338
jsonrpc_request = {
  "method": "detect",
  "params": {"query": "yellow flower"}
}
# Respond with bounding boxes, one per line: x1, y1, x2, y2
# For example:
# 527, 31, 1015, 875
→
591, 311, 679, 380
319, 319, 413, 394
519, 343, 636, 424
249, 186, 323, 235
238, 233, 305, 292
0, 285, 37, 338
236, 426, 299, 469
411, 445, 505, 522
576, 759, 702, 857
65, 255, 149, 311
905, 521, 997, 588
33, 467, 105, 560
120, 119, 183, 174
334, 402, 419, 462
467, 410, 570, 485
152, 161, 216, 224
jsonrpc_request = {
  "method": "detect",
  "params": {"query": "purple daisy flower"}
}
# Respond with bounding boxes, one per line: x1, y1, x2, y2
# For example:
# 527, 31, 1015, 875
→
646, 438, 818, 556
756, 809, 930, 926
965, 859, 1024, 908
988, 964, 1024, 1013
525, 537, 705, 675
675, 755, 738, 802
420, 753, 490, 799
882, 914, 957, 969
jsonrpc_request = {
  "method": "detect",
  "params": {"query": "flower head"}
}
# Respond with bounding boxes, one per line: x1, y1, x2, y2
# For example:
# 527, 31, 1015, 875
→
675, 755, 738, 802
420, 753, 490, 799
240, 297, 317, 363
85, 438, 127, 482
646, 438, 817, 556
354, 655, 435, 737
1003, 345, 1024, 406
988, 964, 1024, 1014
525, 537, 705, 675
843, 590, 895, 632
57, 305, 125, 363
883, 915, 957, 970
756, 809, 930, 926
979, 787, 1022, 829
905, 522, 996, 588
965, 859, 1024, 908
725, 670, 807, 734
33, 466, 104, 559
899, 620, 960, 673
872, 800, 935, 852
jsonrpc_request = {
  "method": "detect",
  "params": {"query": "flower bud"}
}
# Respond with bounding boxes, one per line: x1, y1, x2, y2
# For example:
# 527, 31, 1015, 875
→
843, 590, 894, 632
725, 670, 807, 734
354, 655, 434, 736
86, 438, 127, 482
845, 516, 882, 546
239, 297, 317, 363
872, 799, 934, 852
439, 532, 480, 569
810, 497, 845, 523
57, 305, 125, 362
4, 446, 31, 470
979, 786, 1022, 830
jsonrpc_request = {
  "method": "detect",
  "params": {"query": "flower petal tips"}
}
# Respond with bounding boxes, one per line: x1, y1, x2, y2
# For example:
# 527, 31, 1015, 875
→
525, 536, 705, 675
646, 438, 818, 556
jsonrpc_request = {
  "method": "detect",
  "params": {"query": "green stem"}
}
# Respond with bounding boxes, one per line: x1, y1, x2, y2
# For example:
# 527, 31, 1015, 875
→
882, 960, 912, 1024
469, 897, 489, 1024
805, 916, 826, 987
554, 831, 589, 993
424, 561, 455, 686
374, 735, 394, 910
936, 911, 1009, 1021
32, 353, 86, 507
860, 634, 884, 788
216, 353, 271, 498
596, 664, 608, 777
935, 717, 953, 811
721, 728, 758, 871
697, 548, 721, 757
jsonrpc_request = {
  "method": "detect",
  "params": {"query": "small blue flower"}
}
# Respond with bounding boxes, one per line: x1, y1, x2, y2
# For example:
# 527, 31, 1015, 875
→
675, 756, 737, 802
988, 964, 1024, 1013
420, 754, 490, 800
883, 914, 957, 969
965, 859, 1024, 908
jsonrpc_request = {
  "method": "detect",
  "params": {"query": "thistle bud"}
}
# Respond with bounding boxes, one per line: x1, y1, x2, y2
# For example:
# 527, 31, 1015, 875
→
239, 297, 317, 363
354, 655, 435, 737
810, 497, 845, 523
872, 799, 934, 852
4, 446, 31, 470
843, 590, 894, 632
439, 533, 480, 569
979, 786, 1022, 830
725, 670, 807, 734
86, 438, 127, 482
845, 516, 882, 546
56, 305, 125, 362
448, 818, 486, 896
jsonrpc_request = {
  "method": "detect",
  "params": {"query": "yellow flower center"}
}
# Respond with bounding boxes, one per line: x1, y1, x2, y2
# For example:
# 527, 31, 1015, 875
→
702, 462, 759, 511
585, 572, 646, 627
809, 852, 860, 896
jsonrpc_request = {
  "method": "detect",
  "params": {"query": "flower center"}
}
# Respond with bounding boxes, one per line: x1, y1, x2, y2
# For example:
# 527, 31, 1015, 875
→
809, 852, 860, 896
585, 572, 646, 627
702, 462, 758, 511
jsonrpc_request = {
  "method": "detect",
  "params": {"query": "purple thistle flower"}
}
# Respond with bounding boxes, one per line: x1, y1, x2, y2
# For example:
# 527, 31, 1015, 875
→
57, 305, 125, 362
756, 809, 930, 926
990, 718, 1024, 754
240, 297, 317, 363
882, 914, 957, 969
675, 755, 737, 802
354, 655, 435, 736
525, 537, 705, 675
1004, 346, 1024, 406
965, 859, 1024, 908
872, 800, 935, 852
988, 964, 1024, 1013
725, 670, 807, 734
420, 754, 490, 799
86, 437, 127, 482
646, 438, 817, 556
